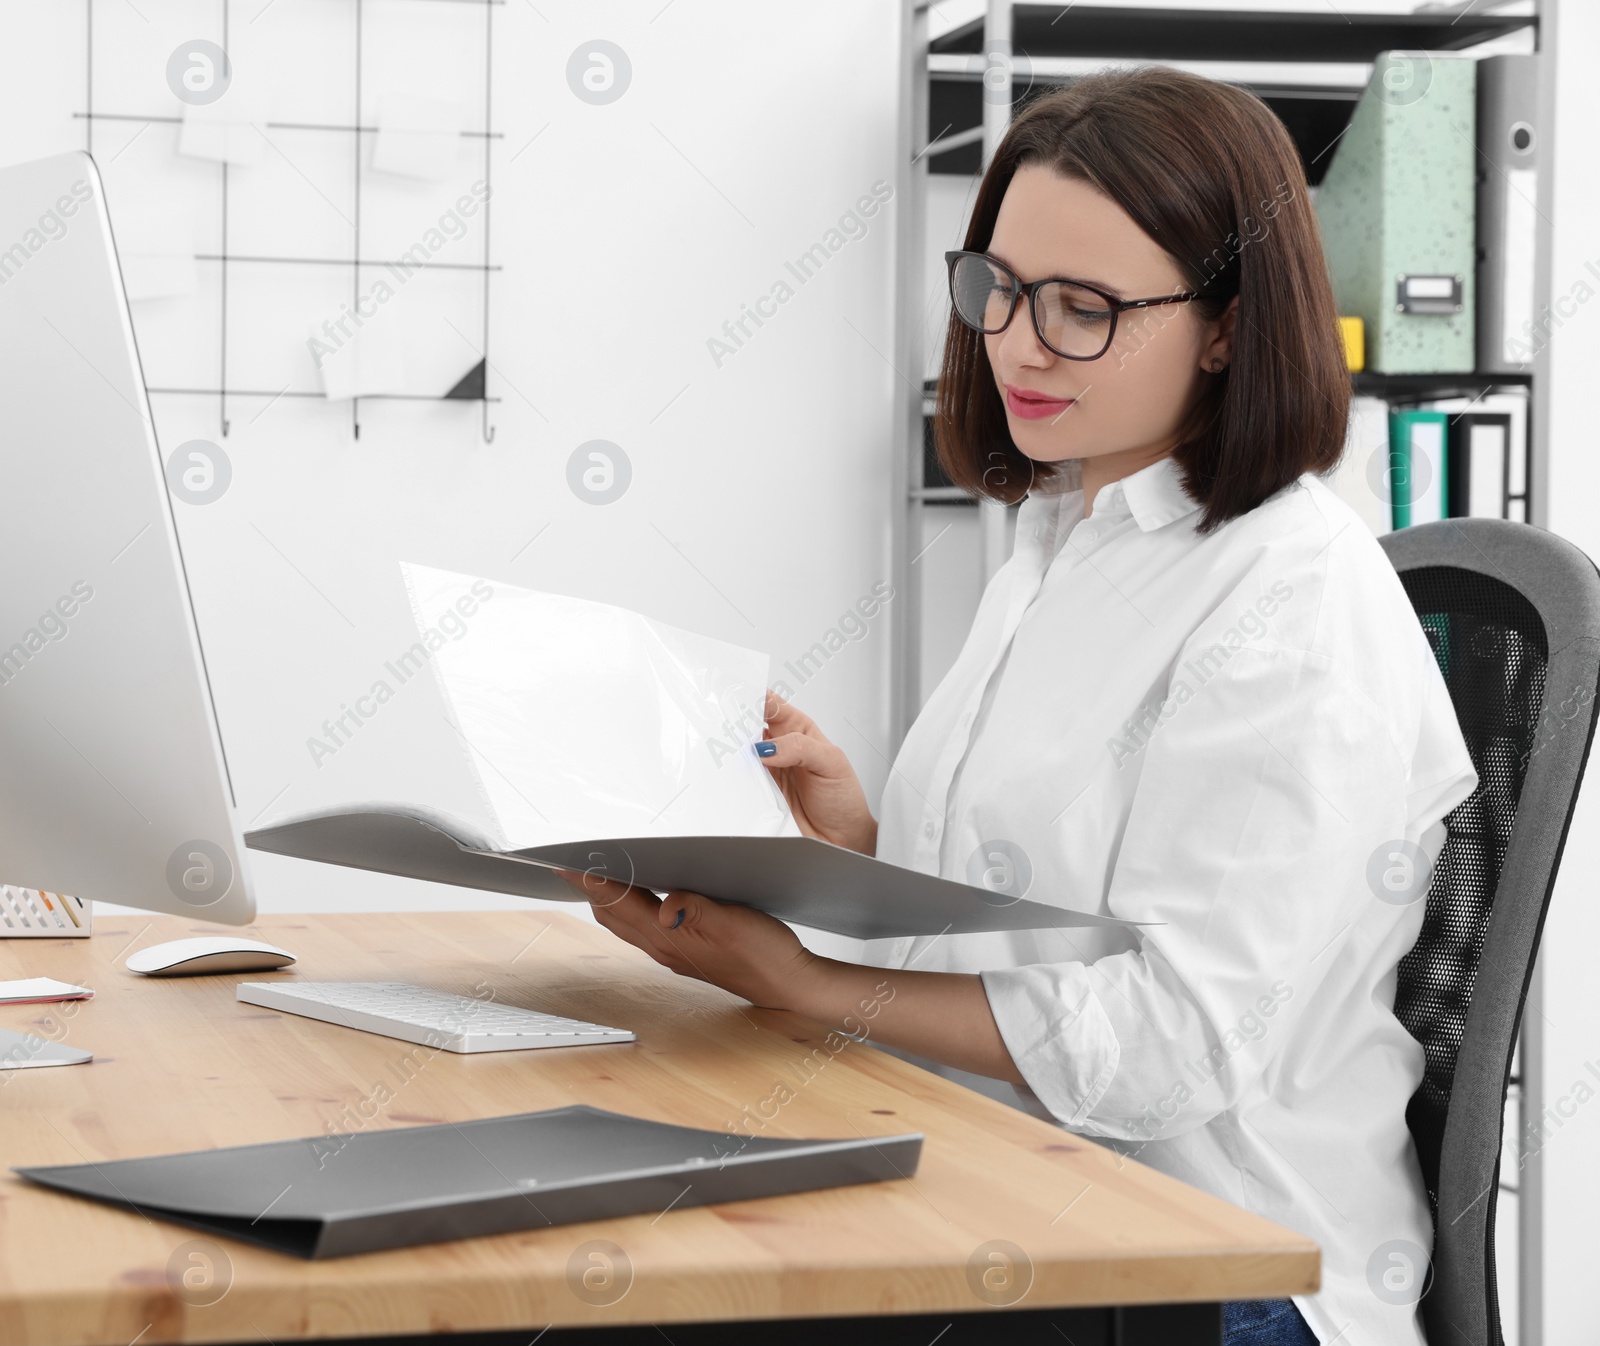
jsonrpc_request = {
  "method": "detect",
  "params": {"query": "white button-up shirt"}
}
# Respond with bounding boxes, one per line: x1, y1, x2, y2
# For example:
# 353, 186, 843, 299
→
867, 455, 1477, 1346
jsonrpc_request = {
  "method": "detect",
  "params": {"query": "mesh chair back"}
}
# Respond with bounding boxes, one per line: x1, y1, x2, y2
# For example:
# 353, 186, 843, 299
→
1380, 519, 1600, 1346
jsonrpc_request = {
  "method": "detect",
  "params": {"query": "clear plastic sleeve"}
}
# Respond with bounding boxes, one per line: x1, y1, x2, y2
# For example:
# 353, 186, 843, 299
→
400, 562, 798, 850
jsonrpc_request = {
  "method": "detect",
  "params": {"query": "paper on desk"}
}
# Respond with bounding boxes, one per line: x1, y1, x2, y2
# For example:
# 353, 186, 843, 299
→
400, 563, 799, 852
178, 86, 269, 166
0, 978, 93, 1005
371, 93, 467, 181
0, 1028, 92, 1069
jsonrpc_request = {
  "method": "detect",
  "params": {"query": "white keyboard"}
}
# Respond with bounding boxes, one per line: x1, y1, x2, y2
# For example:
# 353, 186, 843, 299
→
236, 981, 636, 1054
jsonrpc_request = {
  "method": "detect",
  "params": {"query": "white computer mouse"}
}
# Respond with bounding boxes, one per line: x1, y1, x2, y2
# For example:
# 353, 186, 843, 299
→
125, 936, 297, 977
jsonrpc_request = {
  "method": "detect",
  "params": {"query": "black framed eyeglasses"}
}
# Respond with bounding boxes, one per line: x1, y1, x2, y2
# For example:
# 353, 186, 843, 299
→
945, 250, 1198, 362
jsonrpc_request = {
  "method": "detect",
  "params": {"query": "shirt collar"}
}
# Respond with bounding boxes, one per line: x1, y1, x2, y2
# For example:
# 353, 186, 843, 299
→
1089, 454, 1201, 533
1017, 453, 1200, 541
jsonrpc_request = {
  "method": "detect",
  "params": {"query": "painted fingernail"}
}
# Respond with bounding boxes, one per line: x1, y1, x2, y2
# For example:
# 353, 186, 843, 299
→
670, 907, 686, 929
755, 741, 777, 758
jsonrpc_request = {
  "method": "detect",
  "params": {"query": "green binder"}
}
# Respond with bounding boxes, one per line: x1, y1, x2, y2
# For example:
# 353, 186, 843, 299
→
1315, 52, 1477, 374
1389, 408, 1450, 529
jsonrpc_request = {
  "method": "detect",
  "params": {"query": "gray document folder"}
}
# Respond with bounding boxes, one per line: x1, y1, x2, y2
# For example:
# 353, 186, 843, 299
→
244, 804, 1136, 940
15, 1105, 924, 1259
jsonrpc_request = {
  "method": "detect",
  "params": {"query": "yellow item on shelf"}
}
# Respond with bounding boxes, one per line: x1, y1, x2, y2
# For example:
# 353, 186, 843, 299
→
1339, 316, 1366, 372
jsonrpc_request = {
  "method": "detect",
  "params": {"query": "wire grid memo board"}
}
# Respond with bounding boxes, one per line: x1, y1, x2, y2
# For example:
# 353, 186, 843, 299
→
80, 0, 502, 443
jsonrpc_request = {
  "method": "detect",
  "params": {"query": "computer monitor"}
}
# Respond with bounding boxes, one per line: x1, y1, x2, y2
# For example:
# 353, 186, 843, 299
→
0, 151, 255, 923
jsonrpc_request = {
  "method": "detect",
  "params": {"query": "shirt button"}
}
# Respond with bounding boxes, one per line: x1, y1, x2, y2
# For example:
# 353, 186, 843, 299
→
923, 821, 937, 840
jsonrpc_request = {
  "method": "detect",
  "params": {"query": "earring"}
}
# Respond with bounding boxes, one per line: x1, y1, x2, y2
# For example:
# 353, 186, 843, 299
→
1209, 358, 1225, 372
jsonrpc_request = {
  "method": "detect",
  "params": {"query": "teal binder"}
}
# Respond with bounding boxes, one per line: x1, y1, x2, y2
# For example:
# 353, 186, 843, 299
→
1316, 53, 1477, 374
1388, 409, 1450, 529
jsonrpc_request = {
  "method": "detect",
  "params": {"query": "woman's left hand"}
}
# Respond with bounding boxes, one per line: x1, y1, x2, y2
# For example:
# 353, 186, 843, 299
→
557, 869, 818, 1011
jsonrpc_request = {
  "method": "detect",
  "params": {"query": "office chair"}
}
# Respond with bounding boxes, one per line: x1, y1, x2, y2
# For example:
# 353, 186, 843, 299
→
1379, 518, 1600, 1346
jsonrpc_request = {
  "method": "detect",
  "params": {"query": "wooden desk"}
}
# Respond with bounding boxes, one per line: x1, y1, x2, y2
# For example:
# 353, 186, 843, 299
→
0, 911, 1317, 1345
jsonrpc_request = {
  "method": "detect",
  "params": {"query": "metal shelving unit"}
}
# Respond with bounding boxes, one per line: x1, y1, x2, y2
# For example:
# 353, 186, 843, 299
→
888, 5, 1548, 1341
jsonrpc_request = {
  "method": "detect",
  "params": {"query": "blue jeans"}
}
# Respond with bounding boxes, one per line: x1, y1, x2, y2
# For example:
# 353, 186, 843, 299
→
1223, 1297, 1318, 1345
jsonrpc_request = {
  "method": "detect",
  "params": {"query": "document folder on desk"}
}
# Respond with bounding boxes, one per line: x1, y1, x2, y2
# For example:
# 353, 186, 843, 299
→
16, 1105, 924, 1259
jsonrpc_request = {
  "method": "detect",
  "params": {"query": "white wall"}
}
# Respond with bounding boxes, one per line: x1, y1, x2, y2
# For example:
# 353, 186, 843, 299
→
0, 0, 903, 925
1530, 0, 1600, 1339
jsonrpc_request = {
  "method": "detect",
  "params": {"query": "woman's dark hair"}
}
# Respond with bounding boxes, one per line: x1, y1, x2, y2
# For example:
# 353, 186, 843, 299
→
936, 66, 1349, 534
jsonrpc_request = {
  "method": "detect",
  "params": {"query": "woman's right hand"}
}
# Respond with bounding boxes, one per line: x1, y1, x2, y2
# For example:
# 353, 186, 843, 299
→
756, 689, 877, 855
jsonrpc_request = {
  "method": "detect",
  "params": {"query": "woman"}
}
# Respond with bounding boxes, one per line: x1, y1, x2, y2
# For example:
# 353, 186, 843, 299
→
563, 67, 1476, 1346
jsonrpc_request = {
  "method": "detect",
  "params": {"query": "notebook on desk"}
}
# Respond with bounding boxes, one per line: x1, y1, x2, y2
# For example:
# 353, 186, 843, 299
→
15, 1105, 924, 1258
